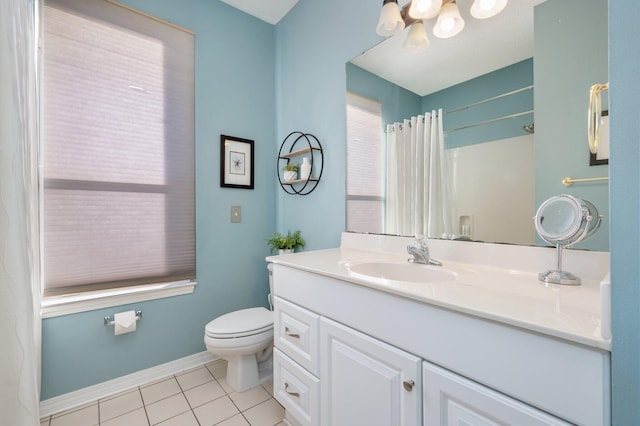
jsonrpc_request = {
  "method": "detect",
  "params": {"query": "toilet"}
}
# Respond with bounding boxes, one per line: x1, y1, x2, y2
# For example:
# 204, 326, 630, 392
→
204, 265, 274, 392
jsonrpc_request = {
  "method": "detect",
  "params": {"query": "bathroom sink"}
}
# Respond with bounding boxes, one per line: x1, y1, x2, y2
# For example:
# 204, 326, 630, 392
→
348, 262, 457, 283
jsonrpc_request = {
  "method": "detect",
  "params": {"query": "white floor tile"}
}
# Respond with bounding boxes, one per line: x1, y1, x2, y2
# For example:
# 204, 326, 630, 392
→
261, 377, 274, 396
193, 395, 240, 426
216, 413, 250, 426
242, 399, 285, 426
46, 364, 285, 426
99, 389, 143, 421
217, 376, 235, 394
155, 410, 200, 426
228, 385, 271, 411
140, 377, 182, 405
206, 360, 228, 379
50, 403, 99, 426
184, 379, 226, 408
176, 366, 214, 390
100, 408, 149, 426
145, 393, 191, 425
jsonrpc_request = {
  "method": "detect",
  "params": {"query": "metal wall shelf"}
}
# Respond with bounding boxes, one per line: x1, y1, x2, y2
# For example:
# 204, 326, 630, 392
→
277, 132, 324, 195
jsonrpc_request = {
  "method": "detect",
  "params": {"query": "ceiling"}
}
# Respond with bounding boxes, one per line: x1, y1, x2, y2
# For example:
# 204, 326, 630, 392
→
221, 0, 546, 96
219, 0, 298, 25
351, 0, 546, 96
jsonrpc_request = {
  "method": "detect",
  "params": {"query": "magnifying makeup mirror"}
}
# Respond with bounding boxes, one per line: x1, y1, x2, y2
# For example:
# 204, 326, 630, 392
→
534, 194, 602, 285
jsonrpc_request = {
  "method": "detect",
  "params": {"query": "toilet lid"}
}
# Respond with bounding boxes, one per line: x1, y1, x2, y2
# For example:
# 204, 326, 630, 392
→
205, 307, 273, 338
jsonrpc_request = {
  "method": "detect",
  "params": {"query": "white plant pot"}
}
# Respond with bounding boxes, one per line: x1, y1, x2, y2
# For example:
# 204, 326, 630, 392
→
278, 249, 294, 255
283, 170, 297, 182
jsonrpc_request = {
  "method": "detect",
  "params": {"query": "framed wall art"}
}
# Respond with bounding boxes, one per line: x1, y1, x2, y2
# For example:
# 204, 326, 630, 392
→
220, 135, 254, 189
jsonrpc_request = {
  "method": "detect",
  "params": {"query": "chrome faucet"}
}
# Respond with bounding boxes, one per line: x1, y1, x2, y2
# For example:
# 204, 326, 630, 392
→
407, 236, 442, 266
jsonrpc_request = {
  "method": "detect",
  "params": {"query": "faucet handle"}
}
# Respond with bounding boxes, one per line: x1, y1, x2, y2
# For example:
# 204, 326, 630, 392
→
412, 235, 428, 249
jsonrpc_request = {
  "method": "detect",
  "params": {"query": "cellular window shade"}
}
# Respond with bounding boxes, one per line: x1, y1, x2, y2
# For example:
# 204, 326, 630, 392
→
43, 0, 195, 296
346, 92, 384, 234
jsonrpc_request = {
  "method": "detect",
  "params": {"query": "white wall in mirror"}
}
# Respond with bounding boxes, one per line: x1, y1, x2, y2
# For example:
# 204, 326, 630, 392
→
449, 134, 534, 245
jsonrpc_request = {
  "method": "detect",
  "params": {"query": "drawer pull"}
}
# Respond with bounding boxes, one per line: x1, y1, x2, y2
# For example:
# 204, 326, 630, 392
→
284, 327, 300, 339
403, 380, 415, 392
284, 382, 300, 398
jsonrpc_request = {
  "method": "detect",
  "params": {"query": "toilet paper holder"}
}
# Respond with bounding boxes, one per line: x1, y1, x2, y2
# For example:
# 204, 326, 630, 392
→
104, 310, 143, 326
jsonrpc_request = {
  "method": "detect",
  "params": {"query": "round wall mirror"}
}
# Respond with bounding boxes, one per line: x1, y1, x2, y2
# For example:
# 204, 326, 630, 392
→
534, 194, 602, 285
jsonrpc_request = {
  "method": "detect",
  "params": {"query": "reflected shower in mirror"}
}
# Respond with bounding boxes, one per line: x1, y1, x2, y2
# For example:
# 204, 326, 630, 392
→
345, 0, 609, 251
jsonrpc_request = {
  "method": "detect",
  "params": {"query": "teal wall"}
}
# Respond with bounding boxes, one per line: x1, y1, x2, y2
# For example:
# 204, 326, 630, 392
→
345, 62, 422, 130
534, 0, 608, 251
40, 0, 276, 399
610, 0, 640, 423
423, 59, 533, 150
347, 59, 534, 151
274, 1, 380, 250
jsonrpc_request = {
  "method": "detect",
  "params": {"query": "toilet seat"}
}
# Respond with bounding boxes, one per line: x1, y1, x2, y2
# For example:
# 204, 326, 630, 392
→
205, 307, 273, 339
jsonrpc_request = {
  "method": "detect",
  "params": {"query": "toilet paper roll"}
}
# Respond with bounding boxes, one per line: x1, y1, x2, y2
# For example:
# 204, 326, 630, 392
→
114, 310, 137, 336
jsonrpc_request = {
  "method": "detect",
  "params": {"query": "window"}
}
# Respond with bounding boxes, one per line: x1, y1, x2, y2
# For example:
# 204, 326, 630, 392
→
346, 92, 385, 234
42, 0, 195, 303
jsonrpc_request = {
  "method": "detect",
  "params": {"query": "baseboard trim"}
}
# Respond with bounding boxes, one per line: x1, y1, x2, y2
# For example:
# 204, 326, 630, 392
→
39, 351, 218, 418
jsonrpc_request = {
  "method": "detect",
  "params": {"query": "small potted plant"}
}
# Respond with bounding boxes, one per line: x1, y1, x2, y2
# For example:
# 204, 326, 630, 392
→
267, 230, 305, 254
282, 163, 299, 182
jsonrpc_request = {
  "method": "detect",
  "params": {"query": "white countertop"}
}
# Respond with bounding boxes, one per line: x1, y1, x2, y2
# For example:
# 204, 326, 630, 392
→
267, 234, 611, 351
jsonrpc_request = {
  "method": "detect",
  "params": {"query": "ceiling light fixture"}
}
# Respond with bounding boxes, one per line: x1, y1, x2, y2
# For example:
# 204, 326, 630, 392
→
470, 0, 508, 19
376, 0, 405, 37
433, 1, 465, 38
403, 20, 430, 52
408, 0, 442, 19
376, 0, 508, 51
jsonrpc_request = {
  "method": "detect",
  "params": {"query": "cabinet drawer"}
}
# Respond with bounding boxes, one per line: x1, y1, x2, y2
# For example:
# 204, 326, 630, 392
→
274, 296, 320, 375
423, 361, 571, 426
274, 348, 320, 426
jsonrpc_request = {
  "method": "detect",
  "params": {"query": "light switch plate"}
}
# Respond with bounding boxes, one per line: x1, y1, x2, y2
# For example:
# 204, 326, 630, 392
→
231, 206, 241, 223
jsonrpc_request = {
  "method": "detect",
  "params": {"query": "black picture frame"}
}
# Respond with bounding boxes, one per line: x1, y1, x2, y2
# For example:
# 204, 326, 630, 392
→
590, 110, 609, 166
220, 135, 254, 189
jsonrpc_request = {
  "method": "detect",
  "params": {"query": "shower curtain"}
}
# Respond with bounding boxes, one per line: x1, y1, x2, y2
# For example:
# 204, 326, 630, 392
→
0, 0, 42, 424
385, 109, 456, 238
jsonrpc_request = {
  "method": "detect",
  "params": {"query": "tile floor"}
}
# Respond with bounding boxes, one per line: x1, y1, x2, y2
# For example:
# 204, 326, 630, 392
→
40, 360, 285, 426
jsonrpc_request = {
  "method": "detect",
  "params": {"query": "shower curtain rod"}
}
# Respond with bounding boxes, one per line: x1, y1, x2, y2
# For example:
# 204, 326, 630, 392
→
444, 110, 534, 135
445, 85, 534, 114
384, 85, 534, 133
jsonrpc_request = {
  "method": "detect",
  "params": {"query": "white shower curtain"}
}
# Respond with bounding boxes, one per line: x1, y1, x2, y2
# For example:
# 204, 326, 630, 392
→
385, 109, 456, 238
0, 0, 42, 424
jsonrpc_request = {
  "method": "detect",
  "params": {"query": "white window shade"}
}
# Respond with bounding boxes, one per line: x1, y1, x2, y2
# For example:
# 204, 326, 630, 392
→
43, 0, 195, 296
346, 92, 384, 234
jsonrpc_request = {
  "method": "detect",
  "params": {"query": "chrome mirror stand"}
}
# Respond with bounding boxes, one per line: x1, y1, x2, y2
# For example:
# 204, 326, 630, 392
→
534, 195, 602, 286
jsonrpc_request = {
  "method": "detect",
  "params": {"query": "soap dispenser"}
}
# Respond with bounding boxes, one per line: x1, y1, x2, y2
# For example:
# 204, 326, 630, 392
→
300, 157, 312, 180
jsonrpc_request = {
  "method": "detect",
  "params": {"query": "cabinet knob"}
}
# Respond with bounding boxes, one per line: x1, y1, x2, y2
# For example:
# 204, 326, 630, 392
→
284, 326, 300, 339
403, 380, 415, 392
284, 382, 300, 398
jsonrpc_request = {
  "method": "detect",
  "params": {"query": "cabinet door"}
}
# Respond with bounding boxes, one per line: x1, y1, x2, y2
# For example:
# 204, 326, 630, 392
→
320, 317, 421, 426
423, 362, 571, 426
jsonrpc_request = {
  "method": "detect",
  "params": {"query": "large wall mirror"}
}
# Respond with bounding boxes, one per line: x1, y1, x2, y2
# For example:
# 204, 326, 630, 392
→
345, 0, 609, 251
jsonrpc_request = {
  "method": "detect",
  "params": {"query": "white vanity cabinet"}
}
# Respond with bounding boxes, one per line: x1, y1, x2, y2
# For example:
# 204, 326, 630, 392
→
271, 263, 610, 426
273, 296, 421, 426
320, 317, 421, 426
423, 362, 571, 425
